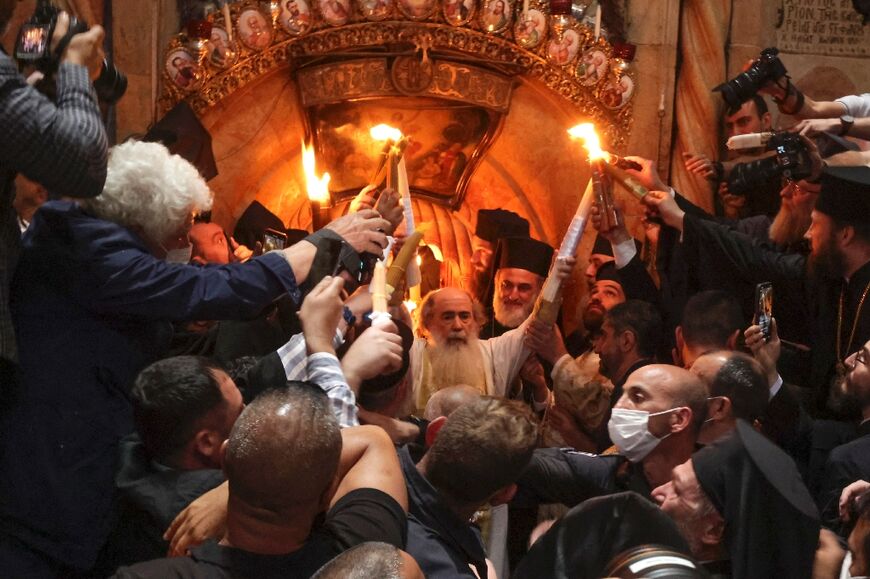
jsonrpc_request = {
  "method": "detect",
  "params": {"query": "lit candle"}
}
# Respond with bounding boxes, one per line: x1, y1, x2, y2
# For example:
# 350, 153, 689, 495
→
386, 224, 430, 297
370, 260, 391, 327
523, 0, 529, 17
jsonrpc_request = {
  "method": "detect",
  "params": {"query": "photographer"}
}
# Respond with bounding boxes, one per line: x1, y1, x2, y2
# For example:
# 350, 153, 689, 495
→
0, 2, 108, 372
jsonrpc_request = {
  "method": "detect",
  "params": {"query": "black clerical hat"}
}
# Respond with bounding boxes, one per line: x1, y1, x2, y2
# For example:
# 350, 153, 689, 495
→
692, 420, 819, 579
815, 165, 870, 226
595, 261, 621, 284
232, 201, 287, 249
495, 236, 554, 278
513, 491, 692, 579
474, 209, 529, 243
144, 101, 218, 181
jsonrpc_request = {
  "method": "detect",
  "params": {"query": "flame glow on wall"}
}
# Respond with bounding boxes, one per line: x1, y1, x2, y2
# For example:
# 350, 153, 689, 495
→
302, 140, 331, 203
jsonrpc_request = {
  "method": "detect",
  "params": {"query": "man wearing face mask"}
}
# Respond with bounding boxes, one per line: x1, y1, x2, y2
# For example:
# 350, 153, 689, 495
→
513, 364, 708, 509
0, 141, 394, 576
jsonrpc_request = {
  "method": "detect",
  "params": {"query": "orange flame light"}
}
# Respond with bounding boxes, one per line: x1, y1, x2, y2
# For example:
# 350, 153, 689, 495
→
370, 124, 403, 142
568, 123, 610, 162
302, 140, 330, 203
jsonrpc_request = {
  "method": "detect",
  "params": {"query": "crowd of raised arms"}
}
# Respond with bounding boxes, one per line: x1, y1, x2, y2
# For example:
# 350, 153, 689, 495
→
3, 1, 870, 578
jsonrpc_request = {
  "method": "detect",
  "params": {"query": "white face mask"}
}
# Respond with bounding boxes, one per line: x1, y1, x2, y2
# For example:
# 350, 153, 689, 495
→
163, 243, 193, 264
608, 407, 678, 463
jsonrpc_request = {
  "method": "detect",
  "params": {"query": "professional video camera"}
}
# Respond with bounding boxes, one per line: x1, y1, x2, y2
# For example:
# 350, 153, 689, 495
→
725, 131, 812, 196
14, 0, 126, 103
713, 47, 787, 111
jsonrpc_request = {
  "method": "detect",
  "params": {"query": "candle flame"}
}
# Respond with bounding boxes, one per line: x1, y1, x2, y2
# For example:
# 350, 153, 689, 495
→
302, 140, 331, 203
403, 299, 418, 313
416, 254, 422, 266
568, 123, 610, 162
370, 124, 403, 142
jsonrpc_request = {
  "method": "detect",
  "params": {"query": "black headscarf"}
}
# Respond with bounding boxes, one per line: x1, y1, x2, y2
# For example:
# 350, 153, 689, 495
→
513, 491, 692, 579
692, 420, 819, 579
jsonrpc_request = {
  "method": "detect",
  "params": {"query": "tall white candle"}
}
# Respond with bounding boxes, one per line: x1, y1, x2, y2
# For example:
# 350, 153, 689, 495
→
594, 4, 602, 40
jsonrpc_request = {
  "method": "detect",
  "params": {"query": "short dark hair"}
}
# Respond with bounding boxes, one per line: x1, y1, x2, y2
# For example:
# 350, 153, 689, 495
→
425, 397, 538, 505
709, 352, 769, 422
606, 300, 663, 359
224, 384, 341, 510
131, 356, 227, 463
681, 291, 744, 350
311, 542, 402, 579
749, 94, 769, 117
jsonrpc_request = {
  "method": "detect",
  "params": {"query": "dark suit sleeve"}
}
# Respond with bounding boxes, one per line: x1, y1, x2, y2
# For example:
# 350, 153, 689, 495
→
816, 446, 861, 535
513, 448, 619, 508
681, 214, 806, 284
616, 254, 660, 306
762, 383, 813, 478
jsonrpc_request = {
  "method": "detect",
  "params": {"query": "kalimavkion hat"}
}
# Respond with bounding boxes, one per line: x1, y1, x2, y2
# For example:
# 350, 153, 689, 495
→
474, 209, 530, 243
815, 165, 870, 225
495, 236, 554, 278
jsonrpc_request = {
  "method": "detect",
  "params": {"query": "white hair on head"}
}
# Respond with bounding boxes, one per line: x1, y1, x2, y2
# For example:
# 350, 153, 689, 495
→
81, 140, 213, 245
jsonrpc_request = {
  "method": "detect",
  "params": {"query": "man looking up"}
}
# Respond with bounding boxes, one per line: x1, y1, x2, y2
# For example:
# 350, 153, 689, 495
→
114, 387, 408, 578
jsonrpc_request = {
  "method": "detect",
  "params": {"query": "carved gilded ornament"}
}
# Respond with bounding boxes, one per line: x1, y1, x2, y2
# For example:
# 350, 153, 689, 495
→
160, 1, 631, 148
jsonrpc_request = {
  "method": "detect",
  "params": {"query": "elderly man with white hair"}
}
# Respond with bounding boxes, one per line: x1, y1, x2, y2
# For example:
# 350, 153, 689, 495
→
0, 140, 391, 576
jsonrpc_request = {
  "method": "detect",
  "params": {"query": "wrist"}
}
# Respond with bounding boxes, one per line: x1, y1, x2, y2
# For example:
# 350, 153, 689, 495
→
306, 336, 335, 355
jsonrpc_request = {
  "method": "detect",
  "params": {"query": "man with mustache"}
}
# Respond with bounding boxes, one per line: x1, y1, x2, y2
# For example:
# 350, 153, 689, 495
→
468, 209, 529, 306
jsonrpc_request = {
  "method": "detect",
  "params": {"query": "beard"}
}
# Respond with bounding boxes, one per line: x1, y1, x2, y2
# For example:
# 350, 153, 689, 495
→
494, 299, 533, 329
808, 231, 846, 280
769, 203, 812, 247
582, 303, 606, 333
469, 267, 493, 304
426, 339, 487, 392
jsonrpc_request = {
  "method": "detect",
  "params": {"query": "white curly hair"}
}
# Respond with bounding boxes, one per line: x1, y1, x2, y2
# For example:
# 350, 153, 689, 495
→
81, 140, 213, 246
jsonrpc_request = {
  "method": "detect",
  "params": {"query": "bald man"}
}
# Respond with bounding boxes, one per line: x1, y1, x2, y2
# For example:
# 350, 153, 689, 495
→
515, 365, 708, 508
113, 386, 408, 578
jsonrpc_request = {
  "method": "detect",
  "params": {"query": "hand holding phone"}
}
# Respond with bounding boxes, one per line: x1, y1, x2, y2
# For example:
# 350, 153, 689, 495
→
754, 282, 773, 341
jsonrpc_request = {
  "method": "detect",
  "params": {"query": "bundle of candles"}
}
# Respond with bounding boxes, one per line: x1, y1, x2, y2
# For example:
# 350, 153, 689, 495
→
533, 123, 650, 324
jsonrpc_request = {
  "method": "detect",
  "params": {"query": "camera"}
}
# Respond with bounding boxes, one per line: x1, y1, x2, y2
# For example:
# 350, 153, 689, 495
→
726, 132, 812, 196
14, 0, 127, 104
713, 47, 787, 111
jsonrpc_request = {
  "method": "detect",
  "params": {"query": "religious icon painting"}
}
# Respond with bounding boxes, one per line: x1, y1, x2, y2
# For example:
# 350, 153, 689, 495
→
443, 0, 475, 26
577, 48, 609, 86
318, 0, 352, 25
513, 9, 546, 48
546, 28, 580, 65
166, 48, 202, 91
398, 0, 436, 20
599, 74, 635, 110
360, 0, 394, 20
279, 0, 314, 35
479, 0, 513, 33
208, 26, 238, 69
237, 8, 273, 50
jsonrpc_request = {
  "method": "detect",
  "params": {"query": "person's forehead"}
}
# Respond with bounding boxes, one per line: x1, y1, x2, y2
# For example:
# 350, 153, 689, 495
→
625, 366, 677, 399
189, 222, 223, 240
497, 267, 539, 283
727, 101, 760, 122
471, 236, 493, 250
435, 291, 473, 312
593, 280, 623, 294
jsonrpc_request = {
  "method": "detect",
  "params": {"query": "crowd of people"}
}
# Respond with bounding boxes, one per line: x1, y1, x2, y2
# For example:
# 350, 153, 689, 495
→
3, 2, 870, 578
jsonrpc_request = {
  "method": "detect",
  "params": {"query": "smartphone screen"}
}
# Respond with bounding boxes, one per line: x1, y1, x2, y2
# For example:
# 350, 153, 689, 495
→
754, 282, 773, 340
262, 228, 287, 253
16, 24, 50, 60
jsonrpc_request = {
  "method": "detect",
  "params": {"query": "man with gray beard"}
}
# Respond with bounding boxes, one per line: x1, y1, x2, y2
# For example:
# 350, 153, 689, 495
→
406, 254, 575, 415
482, 237, 553, 339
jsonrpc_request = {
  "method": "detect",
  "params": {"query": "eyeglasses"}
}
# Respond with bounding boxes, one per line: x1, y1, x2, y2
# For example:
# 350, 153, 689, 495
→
499, 280, 535, 295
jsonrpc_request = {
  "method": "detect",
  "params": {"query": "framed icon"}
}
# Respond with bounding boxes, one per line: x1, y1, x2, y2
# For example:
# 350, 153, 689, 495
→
479, 0, 513, 33
443, 0, 474, 26
546, 29, 580, 65
208, 26, 238, 68
279, 0, 314, 34
577, 48, 609, 86
398, 0, 436, 20
514, 9, 546, 48
600, 74, 635, 110
237, 8, 273, 50
166, 48, 202, 91
317, 0, 352, 25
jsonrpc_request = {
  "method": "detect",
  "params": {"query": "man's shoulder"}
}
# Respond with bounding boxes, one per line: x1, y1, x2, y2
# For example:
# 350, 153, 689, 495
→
405, 514, 482, 579
831, 433, 870, 465
113, 555, 212, 578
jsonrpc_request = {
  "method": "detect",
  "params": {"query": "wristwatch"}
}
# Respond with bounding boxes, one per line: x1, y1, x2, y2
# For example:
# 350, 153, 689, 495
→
840, 114, 855, 136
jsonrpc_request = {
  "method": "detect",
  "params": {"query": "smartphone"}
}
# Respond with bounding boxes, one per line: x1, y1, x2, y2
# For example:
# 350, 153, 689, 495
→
262, 228, 287, 253
754, 282, 773, 341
